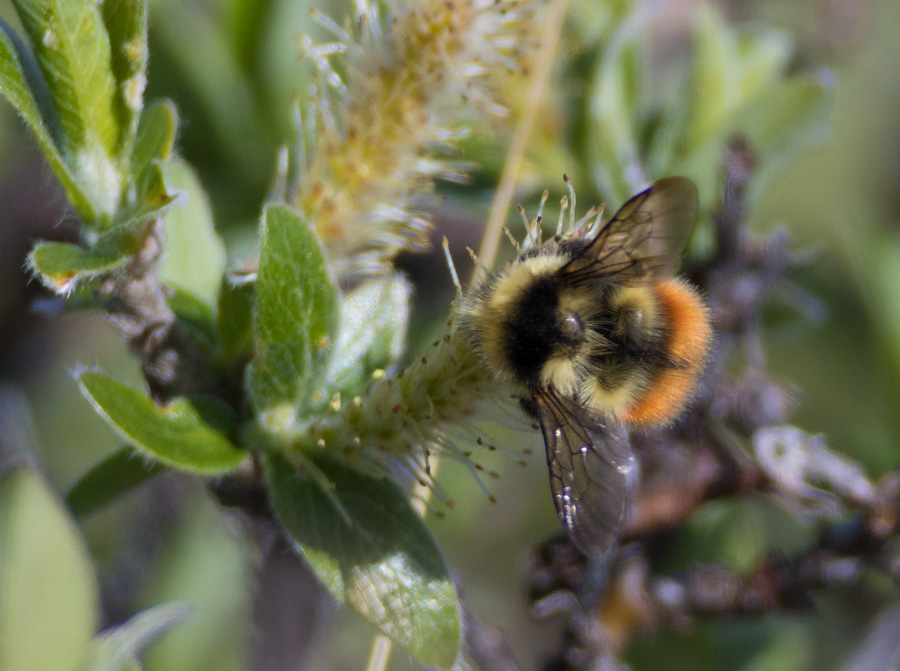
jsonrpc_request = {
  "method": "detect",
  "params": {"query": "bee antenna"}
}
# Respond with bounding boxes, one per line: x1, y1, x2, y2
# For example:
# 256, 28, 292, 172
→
564, 174, 577, 233
502, 225, 521, 253
442, 237, 462, 293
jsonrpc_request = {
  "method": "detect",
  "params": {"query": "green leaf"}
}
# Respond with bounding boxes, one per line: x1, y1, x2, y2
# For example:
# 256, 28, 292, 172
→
166, 285, 218, 356
12, 0, 118, 156
672, 8, 802, 210
12, 0, 125, 223
264, 452, 460, 669
78, 371, 245, 475
79, 602, 190, 671
113, 160, 184, 231
216, 276, 254, 364
66, 446, 167, 519
131, 100, 177, 181
159, 158, 226, 309
736, 78, 829, 209
0, 20, 94, 220
27, 241, 128, 295
734, 25, 792, 104
685, 5, 742, 150
324, 275, 411, 398
683, 7, 791, 152
586, 3, 802, 213
0, 18, 58, 137
737, 80, 826, 150
247, 205, 339, 431
27, 176, 184, 296
0, 468, 99, 671
588, 26, 645, 202
101, 0, 147, 161
676, 77, 827, 216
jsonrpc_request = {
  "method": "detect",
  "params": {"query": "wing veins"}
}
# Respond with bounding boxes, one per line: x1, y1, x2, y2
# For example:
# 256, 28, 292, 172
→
560, 177, 698, 286
532, 386, 636, 555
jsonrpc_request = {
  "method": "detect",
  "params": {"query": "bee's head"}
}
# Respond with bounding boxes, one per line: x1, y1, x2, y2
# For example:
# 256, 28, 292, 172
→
455, 248, 597, 390
503, 274, 592, 385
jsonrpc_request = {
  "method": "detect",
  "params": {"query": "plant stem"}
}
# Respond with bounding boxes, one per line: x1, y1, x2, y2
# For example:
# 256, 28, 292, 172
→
365, 634, 393, 671
473, 0, 570, 283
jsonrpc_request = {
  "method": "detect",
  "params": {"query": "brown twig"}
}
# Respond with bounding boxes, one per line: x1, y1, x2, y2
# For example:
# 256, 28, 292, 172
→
100, 219, 217, 401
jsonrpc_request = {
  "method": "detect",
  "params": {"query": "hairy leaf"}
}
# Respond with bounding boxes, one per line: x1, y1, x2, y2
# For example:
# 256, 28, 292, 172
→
78, 372, 245, 475
27, 241, 128, 295
324, 275, 411, 399
101, 0, 148, 159
217, 276, 254, 364
265, 452, 460, 668
131, 100, 176, 182
13, 0, 124, 223
66, 446, 167, 519
12, 0, 119, 156
0, 21, 93, 219
247, 205, 338, 431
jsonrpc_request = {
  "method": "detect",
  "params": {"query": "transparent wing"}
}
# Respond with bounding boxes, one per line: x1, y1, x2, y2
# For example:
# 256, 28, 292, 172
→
532, 387, 638, 556
562, 176, 698, 285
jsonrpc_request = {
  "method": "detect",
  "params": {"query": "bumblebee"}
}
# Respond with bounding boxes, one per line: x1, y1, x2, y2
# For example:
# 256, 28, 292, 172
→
456, 177, 711, 555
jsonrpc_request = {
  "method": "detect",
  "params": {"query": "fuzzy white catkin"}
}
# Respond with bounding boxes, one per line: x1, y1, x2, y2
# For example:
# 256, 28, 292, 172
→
293, 0, 541, 280
298, 308, 504, 492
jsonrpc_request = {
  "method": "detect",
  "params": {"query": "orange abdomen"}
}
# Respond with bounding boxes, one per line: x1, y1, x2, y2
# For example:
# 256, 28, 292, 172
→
622, 278, 711, 427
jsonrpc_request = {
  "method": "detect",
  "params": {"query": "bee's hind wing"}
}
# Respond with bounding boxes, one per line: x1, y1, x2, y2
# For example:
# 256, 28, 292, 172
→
532, 387, 638, 556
